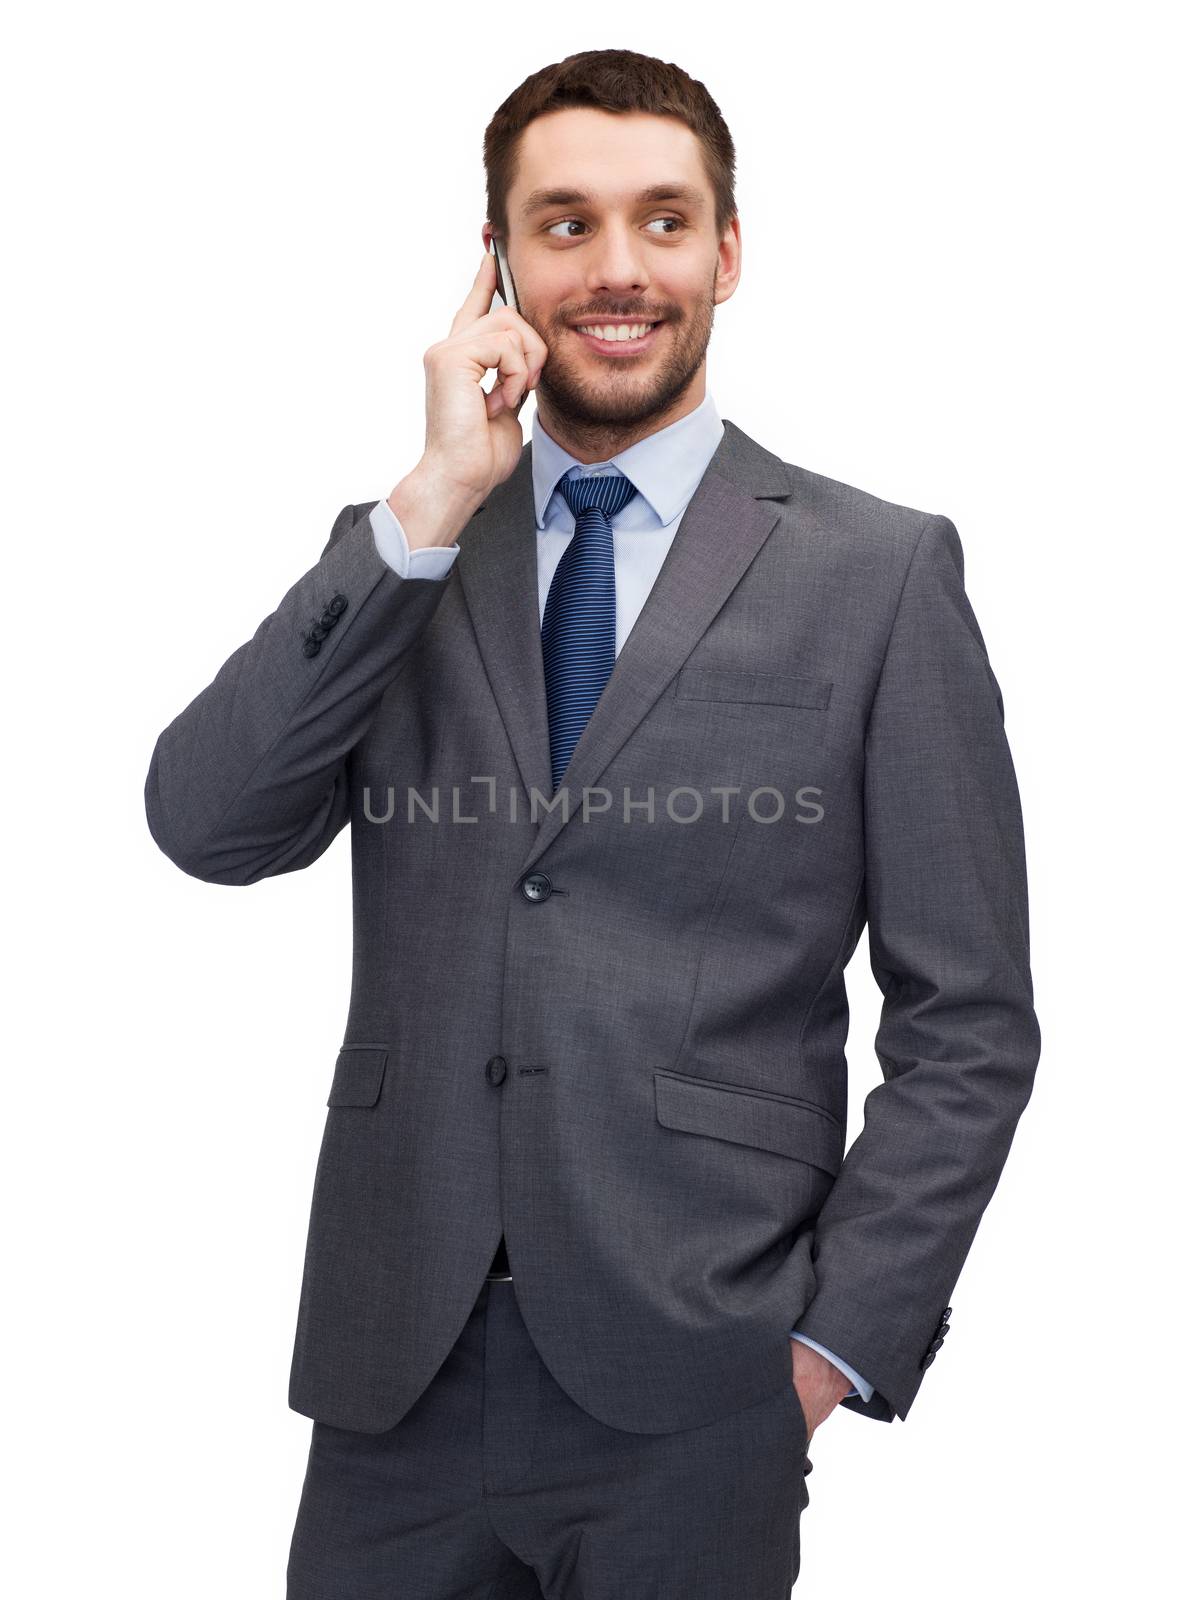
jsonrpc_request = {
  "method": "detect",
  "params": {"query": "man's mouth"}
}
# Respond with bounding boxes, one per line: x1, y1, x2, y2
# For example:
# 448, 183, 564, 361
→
570, 319, 664, 355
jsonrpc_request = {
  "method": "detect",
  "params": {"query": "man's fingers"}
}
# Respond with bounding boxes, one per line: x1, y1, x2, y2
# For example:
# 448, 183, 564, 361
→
449, 255, 549, 377
480, 332, 530, 413
449, 251, 499, 338
438, 253, 547, 418
486, 367, 530, 419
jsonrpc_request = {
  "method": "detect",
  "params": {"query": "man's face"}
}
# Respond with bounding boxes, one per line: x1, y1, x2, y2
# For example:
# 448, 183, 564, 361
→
489, 108, 740, 430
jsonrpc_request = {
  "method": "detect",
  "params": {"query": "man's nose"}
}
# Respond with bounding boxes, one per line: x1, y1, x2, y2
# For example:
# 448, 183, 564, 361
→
584, 224, 651, 297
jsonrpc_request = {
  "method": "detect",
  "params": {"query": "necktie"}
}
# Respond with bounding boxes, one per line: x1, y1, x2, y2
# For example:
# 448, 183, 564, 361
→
541, 468, 639, 792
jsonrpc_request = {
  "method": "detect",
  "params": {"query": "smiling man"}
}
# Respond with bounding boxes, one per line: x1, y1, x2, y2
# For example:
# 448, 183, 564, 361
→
145, 46, 1040, 1600
500, 108, 726, 450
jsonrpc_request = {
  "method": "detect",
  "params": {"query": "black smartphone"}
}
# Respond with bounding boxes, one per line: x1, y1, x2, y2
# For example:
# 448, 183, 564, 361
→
488, 236, 528, 413
490, 235, 519, 312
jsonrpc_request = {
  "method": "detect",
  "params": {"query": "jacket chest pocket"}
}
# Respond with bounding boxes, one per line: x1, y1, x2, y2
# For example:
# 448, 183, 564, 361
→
673, 666, 835, 767
675, 665, 832, 712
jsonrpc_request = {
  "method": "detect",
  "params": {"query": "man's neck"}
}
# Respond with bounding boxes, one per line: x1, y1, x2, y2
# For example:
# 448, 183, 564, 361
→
535, 388, 705, 465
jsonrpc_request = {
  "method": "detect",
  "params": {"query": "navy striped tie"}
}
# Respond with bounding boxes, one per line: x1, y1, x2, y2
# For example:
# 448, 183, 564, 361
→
541, 468, 638, 792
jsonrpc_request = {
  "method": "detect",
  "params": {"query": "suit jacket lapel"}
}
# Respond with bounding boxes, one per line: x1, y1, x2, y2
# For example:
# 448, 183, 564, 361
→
456, 417, 794, 874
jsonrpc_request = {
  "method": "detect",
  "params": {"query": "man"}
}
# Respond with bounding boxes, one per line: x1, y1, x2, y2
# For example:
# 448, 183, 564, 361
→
145, 47, 1040, 1600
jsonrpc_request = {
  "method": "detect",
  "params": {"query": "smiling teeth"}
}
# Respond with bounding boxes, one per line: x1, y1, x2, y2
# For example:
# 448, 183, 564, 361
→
577, 323, 655, 341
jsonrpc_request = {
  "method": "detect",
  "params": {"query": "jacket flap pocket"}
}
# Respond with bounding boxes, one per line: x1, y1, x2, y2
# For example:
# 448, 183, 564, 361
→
676, 665, 832, 709
654, 1071, 844, 1175
327, 1046, 388, 1107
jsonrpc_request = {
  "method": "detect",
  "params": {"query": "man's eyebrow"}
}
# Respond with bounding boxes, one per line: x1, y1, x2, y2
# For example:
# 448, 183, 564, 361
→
519, 183, 708, 219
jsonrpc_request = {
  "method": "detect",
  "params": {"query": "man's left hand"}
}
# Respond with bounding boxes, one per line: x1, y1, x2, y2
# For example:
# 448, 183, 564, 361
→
790, 1338, 853, 1443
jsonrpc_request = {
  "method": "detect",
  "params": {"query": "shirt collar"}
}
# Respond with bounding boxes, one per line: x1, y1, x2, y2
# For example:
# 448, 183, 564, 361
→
531, 391, 724, 530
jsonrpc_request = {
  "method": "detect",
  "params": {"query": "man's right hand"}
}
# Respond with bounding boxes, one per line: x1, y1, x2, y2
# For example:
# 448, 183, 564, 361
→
424, 248, 548, 497
385, 250, 548, 553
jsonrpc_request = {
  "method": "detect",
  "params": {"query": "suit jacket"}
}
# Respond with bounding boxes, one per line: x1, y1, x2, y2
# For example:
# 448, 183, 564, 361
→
144, 417, 1040, 1433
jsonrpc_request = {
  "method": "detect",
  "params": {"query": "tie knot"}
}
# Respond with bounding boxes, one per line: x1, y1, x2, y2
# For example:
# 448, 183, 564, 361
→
558, 468, 638, 521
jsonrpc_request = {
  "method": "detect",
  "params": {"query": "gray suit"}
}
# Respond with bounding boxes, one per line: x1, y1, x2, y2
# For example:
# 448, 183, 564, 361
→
145, 418, 1039, 1438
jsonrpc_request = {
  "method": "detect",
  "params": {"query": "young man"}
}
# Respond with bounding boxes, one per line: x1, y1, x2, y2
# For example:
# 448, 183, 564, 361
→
146, 47, 1040, 1600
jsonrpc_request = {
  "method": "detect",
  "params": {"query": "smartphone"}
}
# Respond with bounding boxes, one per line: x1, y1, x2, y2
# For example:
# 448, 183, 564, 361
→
490, 235, 519, 312
488, 235, 529, 414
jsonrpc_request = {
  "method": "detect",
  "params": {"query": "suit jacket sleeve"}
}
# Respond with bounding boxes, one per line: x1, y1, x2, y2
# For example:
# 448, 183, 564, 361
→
791, 513, 1040, 1422
144, 501, 453, 885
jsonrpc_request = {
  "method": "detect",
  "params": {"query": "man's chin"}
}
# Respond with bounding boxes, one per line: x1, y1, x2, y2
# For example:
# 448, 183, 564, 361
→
540, 368, 680, 427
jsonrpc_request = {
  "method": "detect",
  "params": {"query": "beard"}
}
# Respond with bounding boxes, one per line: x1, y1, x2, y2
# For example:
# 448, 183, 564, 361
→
522, 285, 716, 432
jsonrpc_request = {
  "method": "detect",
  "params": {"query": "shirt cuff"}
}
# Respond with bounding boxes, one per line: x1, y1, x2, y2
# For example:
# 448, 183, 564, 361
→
370, 496, 461, 580
789, 1332, 876, 1403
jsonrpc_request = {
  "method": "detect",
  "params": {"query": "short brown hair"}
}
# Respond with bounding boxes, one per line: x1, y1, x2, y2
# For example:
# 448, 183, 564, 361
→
483, 49, 736, 244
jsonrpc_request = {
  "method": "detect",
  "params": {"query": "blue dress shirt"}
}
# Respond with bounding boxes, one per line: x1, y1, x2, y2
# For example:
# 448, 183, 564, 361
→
369, 390, 875, 1405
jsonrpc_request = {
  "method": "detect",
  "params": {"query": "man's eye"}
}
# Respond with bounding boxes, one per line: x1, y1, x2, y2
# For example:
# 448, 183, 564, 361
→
546, 216, 684, 238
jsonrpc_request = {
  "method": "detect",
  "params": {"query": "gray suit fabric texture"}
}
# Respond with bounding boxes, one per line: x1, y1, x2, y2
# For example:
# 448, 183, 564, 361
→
145, 417, 1040, 1435
286, 1276, 814, 1599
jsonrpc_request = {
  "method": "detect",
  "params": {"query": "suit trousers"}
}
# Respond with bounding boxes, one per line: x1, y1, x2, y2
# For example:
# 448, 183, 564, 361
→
286, 1273, 814, 1599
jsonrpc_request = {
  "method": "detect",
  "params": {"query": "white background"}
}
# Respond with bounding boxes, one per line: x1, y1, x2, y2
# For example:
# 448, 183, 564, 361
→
4, 2, 1174, 1594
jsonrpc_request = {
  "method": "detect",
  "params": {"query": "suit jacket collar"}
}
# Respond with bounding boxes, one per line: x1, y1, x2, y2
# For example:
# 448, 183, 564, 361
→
455, 415, 794, 874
